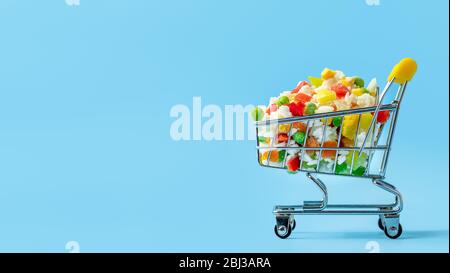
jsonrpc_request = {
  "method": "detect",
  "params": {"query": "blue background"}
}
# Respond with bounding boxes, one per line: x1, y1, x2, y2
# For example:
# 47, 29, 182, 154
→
0, 0, 448, 252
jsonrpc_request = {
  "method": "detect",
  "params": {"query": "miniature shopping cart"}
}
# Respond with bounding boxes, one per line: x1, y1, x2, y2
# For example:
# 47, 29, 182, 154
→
255, 58, 417, 239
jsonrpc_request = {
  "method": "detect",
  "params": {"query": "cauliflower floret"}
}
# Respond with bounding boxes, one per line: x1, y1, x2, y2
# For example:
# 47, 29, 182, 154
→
286, 142, 300, 155
319, 157, 335, 172
334, 99, 351, 111
356, 93, 376, 108
367, 78, 378, 95
334, 70, 346, 80
277, 105, 292, 118
302, 152, 318, 165
316, 106, 334, 114
311, 125, 337, 143
355, 131, 367, 147
344, 93, 358, 105
308, 119, 323, 128
337, 151, 349, 165
316, 78, 337, 91
268, 105, 292, 120
356, 125, 379, 148
325, 126, 338, 142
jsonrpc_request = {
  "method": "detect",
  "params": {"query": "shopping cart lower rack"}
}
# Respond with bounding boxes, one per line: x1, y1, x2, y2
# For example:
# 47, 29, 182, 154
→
255, 58, 417, 239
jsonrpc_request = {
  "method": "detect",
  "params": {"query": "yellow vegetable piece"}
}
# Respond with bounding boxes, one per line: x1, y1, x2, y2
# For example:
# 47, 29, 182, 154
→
278, 124, 291, 134
341, 77, 355, 87
388, 57, 417, 84
359, 113, 373, 131
321, 68, 336, 80
308, 76, 323, 88
260, 151, 276, 162
342, 113, 373, 139
321, 118, 333, 125
351, 88, 365, 96
316, 89, 336, 105
342, 114, 359, 139
287, 93, 297, 102
260, 151, 268, 161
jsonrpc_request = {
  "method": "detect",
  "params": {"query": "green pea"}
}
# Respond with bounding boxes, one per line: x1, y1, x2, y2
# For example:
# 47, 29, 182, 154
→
277, 96, 290, 106
332, 117, 342, 127
293, 131, 306, 145
304, 103, 316, 115
278, 150, 286, 162
354, 77, 365, 88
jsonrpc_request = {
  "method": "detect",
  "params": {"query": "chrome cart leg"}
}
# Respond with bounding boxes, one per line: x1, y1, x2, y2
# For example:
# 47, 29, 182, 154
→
303, 173, 328, 211
377, 207, 392, 230
374, 180, 403, 239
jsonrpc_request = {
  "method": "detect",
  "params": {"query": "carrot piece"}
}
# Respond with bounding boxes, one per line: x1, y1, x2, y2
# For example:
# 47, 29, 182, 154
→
292, 122, 307, 133
305, 136, 320, 155
322, 141, 338, 158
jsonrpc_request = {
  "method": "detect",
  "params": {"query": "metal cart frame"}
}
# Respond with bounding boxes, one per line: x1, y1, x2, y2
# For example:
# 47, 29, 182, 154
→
255, 74, 412, 239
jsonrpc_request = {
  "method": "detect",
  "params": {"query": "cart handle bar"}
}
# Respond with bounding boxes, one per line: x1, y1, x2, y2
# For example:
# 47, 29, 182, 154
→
359, 58, 417, 154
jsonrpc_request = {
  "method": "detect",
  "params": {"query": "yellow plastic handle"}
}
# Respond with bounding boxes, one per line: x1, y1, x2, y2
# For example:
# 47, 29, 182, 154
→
387, 57, 418, 84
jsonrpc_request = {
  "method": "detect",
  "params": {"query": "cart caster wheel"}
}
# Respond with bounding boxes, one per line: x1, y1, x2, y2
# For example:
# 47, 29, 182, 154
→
274, 224, 292, 239
384, 224, 402, 239
378, 218, 384, 230
290, 219, 296, 231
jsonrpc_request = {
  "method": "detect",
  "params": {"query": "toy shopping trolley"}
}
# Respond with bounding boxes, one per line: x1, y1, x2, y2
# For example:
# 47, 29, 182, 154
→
255, 58, 417, 239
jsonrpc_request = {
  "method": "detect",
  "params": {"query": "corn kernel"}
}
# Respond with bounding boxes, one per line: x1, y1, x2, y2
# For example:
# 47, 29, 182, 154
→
321, 118, 333, 125
321, 68, 336, 79
260, 151, 268, 161
308, 76, 323, 88
287, 93, 297, 102
359, 113, 373, 131
278, 124, 291, 134
342, 114, 359, 139
351, 88, 365, 96
316, 89, 337, 105
341, 77, 355, 87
